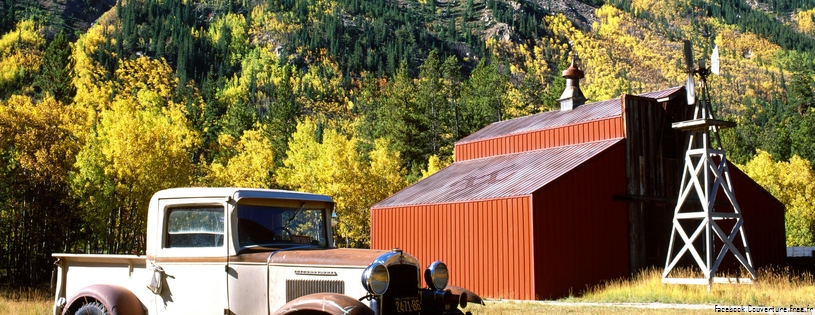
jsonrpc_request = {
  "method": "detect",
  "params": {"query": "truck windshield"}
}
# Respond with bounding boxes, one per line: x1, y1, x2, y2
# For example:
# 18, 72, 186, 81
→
237, 204, 328, 249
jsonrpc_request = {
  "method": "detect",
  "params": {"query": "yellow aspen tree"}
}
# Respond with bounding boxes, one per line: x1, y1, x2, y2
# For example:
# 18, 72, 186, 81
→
249, 4, 301, 49
71, 55, 199, 254
739, 150, 815, 246
502, 81, 535, 118
297, 57, 349, 119
420, 154, 453, 179
277, 118, 323, 191
208, 13, 251, 68
367, 138, 409, 205
796, 9, 815, 35
279, 119, 407, 248
0, 94, 85, 282
278, 119, 358, 245
0, 20, 45, 96
0, 95, 80, 184
547, 5, 782, 120
71, 93, 199, 254
71, 23, 116, 115
207, 125, 276, 188
115, 57, 178, 101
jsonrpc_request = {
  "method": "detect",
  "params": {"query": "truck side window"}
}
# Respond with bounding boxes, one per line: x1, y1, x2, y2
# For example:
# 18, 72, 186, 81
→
165, 207, 225, 248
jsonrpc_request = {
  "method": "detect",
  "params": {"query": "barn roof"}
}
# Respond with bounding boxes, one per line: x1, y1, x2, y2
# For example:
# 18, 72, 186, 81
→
457, 99, 621, 144
457, 87, 685, 145
373, 87, 686, 209
637, 86, 684, 100
372, 138, 624, 208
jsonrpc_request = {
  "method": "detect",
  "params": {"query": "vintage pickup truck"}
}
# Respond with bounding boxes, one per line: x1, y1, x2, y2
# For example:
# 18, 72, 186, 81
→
52, 188, 482, 315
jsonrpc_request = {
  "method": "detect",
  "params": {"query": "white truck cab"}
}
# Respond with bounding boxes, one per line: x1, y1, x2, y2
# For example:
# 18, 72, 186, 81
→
52, 188, 482, 315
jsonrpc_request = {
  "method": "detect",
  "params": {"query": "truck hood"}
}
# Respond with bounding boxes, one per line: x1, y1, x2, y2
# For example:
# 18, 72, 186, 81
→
231, 248, 393, 267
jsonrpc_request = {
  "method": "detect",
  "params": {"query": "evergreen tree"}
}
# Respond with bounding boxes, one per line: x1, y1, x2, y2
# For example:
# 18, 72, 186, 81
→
34, 30, 74, 103
441, 55, 463, 140
792, 110, 815, 167
789, 68, 815, 116
416, 50, 452, 159
459, 58, 507, 136
264, 65, 300, 168
377, 61, 418, 171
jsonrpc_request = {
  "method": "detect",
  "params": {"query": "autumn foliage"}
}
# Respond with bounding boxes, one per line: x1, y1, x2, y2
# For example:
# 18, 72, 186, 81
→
1, 0, 815, 286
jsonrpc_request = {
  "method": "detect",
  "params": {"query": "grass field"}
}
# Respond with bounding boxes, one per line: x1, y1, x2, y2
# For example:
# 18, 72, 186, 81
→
569, 267, 815, 306
464, 267, 815, 314
465, 301, 719, 314
0, 287, 51, 315
5, 267, 815, 315
0, 297, 726, 315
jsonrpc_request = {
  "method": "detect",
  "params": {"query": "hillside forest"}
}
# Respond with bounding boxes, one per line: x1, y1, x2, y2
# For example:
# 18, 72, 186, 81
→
2, 0, 815, 286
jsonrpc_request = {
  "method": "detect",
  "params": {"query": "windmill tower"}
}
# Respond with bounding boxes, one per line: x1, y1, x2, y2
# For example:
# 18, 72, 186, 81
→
662, 40, 757, 287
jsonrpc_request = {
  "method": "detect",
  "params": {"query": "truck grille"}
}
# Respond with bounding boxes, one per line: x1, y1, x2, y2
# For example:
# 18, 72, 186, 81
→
286, 279, 344, 302
382, 264, 420, 315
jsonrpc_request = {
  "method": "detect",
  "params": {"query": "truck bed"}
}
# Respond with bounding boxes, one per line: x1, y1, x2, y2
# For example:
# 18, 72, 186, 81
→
52, 253, 152, 314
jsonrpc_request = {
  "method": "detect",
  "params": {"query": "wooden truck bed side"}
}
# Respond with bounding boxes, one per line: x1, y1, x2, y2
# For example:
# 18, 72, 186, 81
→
52, 254, 151, 315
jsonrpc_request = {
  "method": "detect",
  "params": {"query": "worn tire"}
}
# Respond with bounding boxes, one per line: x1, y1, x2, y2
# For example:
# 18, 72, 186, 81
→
74, 301, 109, 315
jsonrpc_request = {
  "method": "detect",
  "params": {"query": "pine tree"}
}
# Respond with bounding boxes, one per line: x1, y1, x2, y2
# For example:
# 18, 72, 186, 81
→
788, 68, 815, 116
416, 50, 448, 158
441, 55, 462, 139
34, 30, 75, 103
459, 58, 507, 135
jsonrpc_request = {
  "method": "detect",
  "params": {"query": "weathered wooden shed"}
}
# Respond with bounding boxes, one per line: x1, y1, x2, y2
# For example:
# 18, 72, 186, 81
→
370, 63, 786, 300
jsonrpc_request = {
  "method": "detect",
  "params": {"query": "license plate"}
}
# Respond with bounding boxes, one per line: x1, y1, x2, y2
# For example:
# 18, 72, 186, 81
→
394, 296, 421, 313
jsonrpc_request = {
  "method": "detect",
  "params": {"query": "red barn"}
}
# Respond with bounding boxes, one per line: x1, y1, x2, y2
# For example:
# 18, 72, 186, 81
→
370, 62, 786, 300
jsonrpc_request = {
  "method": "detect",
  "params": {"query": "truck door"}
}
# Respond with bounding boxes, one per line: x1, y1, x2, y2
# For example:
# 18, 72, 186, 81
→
151, 199, 229, 315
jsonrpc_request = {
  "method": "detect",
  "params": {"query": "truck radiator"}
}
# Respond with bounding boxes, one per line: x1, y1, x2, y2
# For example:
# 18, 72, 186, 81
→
286, 279, 345, 302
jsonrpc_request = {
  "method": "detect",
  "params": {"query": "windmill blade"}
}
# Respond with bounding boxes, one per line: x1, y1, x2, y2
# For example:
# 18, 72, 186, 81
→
683, 40, 695, 73
686, 75, 695, 105
683, 40, 696, 105
711, 45, 720, 75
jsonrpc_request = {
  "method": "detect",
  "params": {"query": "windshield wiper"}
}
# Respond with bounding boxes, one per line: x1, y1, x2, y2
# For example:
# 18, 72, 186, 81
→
240, 243, 322, 254
282, 202, 306, 231
244, 243, 320, 249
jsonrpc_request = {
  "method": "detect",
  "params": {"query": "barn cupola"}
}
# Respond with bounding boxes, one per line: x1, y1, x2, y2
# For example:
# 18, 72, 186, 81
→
558, 53, 586, 111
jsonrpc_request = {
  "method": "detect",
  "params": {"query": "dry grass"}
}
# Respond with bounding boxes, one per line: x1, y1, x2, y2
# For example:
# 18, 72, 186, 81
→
568, 267, 815, 306
465, 267, 815, 315
0, 287, 51, 315
464, 301, 718, 314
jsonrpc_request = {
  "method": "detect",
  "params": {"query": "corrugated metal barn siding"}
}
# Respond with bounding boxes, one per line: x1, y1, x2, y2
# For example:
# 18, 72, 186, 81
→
371, 197, 534, 299
455, 117, 624, 162
532, 141, 629, 299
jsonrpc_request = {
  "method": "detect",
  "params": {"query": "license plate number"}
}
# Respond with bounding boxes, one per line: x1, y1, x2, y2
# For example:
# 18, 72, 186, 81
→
394, 296, 421, 313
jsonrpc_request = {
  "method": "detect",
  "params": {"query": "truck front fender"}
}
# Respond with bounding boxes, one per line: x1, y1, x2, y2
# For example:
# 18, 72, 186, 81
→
273, 293, 374, 315
62, 284, 145, 315
447, 286, 485, 306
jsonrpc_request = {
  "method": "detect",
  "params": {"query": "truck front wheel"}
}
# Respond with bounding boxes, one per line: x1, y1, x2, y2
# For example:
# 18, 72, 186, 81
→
74, 301, 109, 315
62, 285, 143, 315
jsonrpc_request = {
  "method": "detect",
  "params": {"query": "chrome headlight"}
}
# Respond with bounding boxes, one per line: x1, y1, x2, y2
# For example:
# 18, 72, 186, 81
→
424, 260, 449, 290
361, 263, 390, 295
